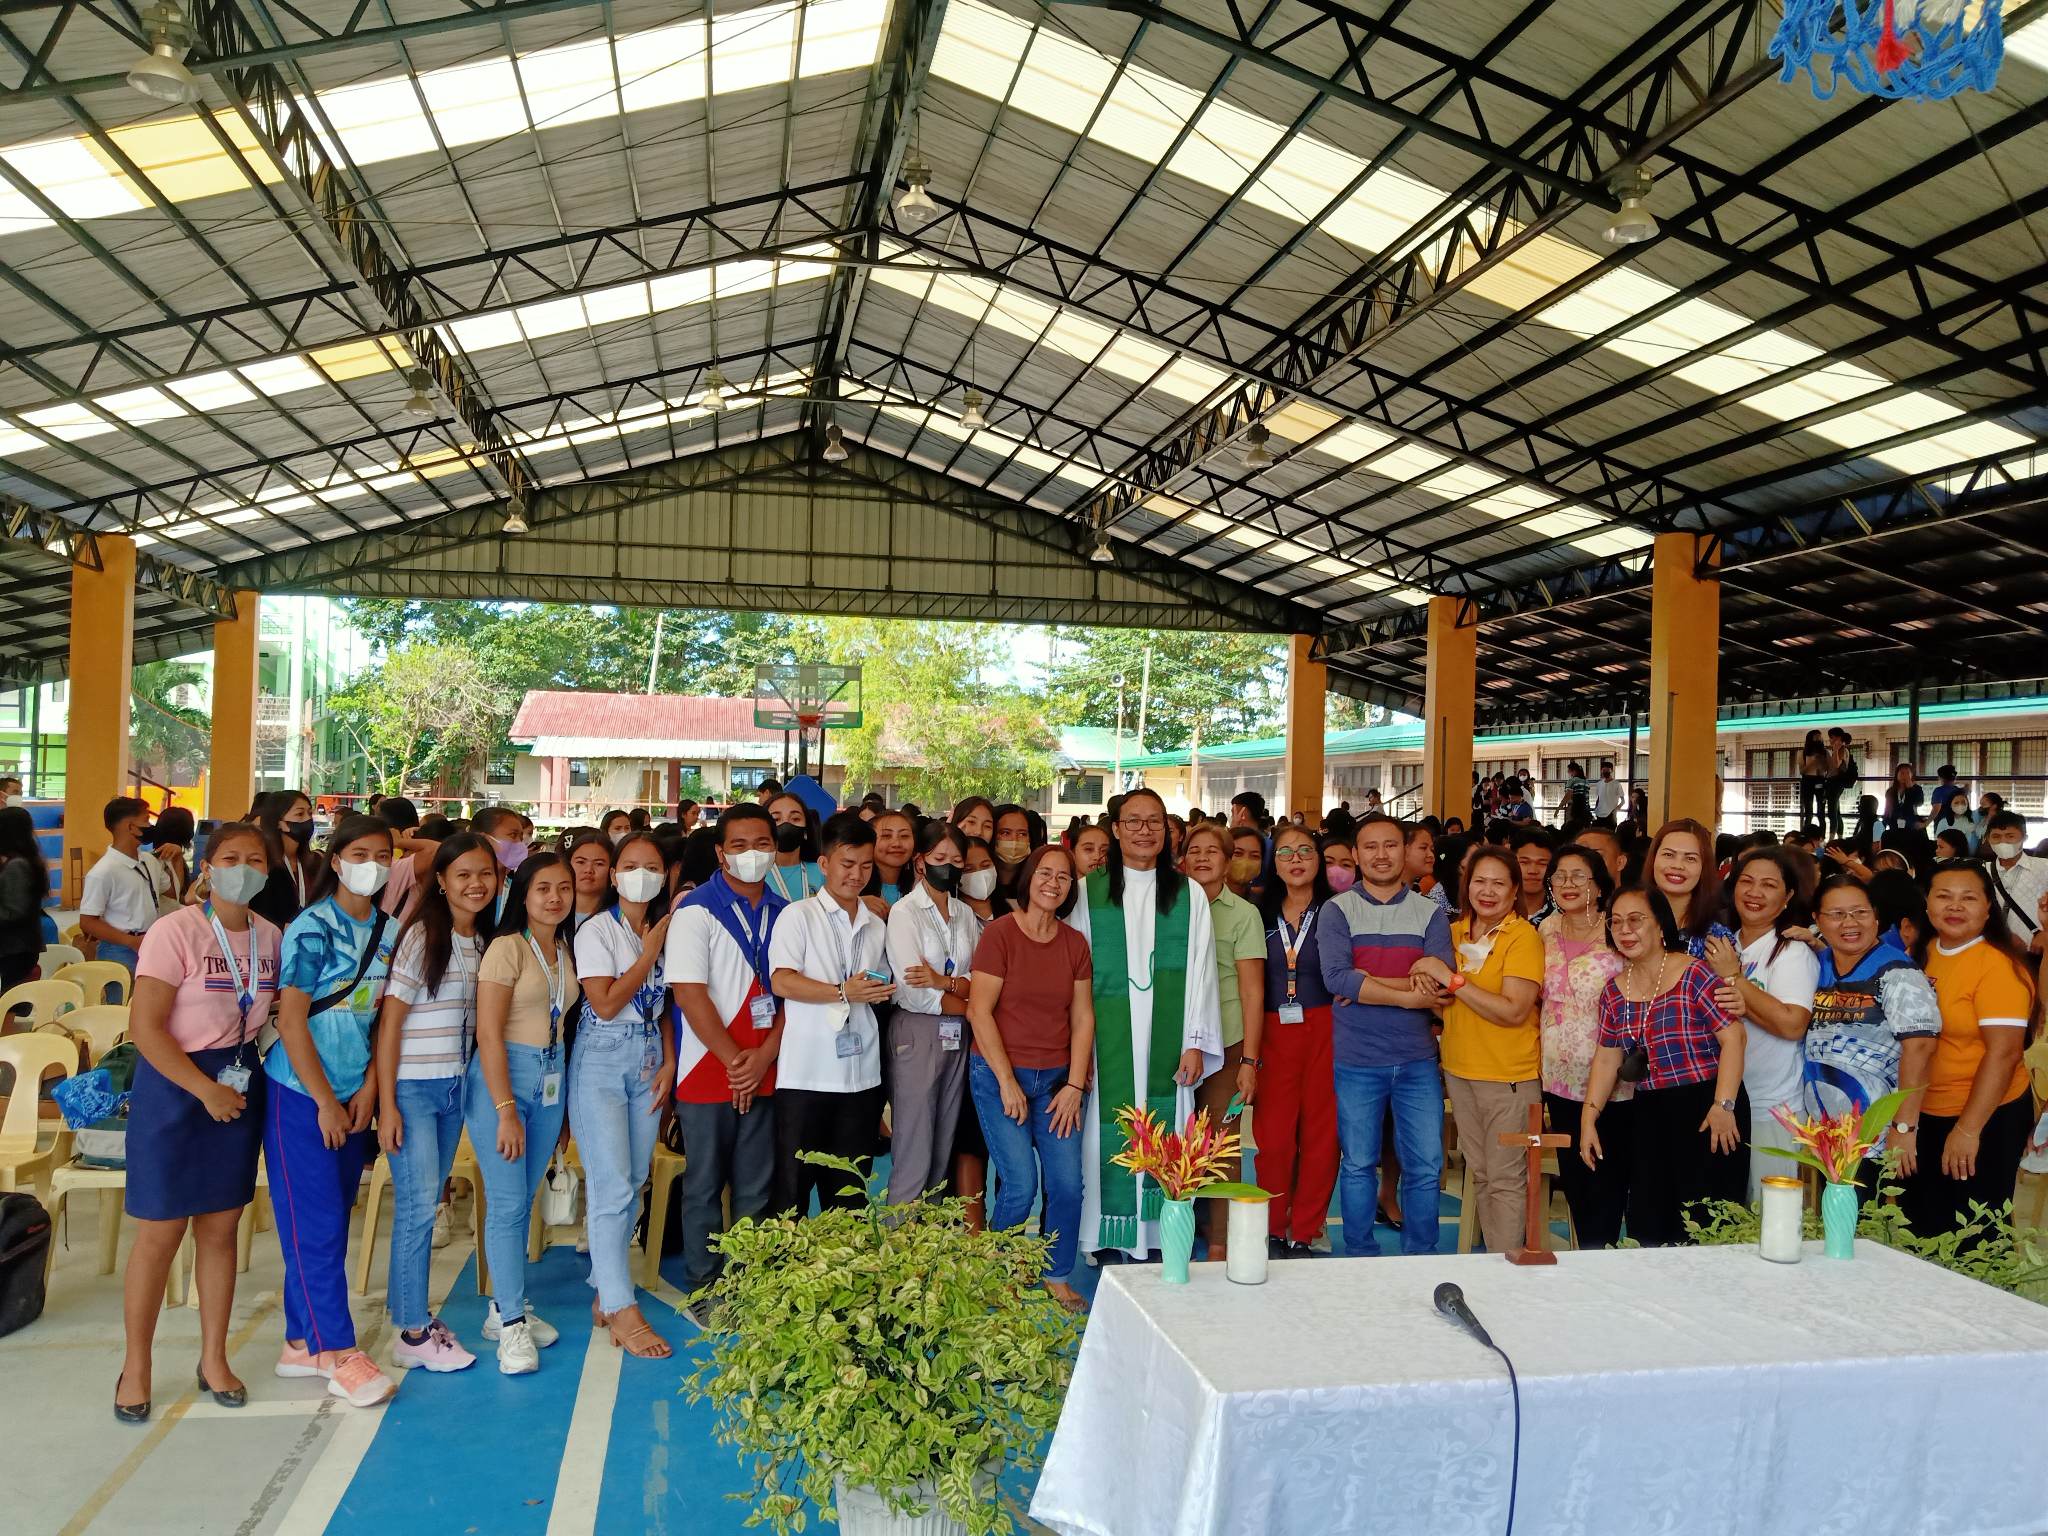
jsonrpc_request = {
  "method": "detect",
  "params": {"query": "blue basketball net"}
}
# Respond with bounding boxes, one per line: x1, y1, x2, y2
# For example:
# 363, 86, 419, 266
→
1771, 0, 2006, 101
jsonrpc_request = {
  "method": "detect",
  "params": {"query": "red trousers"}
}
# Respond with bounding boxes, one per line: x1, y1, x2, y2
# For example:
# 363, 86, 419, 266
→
1255, 1005, 1338, 1244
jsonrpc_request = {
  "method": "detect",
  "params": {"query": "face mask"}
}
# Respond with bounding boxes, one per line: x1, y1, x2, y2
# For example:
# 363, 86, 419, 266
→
1989, 839, 2022, 861
337, 859, 390, 898
995, 836, 1031, 862
1227, 855, 1260, 883
774, 822, 806, 854
210, 863, 266, 905
923, 862, 961, 894
961, 868, 998, 900
616, 867, 664, 904
610, 830, 629, 847
282, 819, 314, 847
1326, 865, 1356, 893
725, 848, 774, 884
495, 837, 529, 873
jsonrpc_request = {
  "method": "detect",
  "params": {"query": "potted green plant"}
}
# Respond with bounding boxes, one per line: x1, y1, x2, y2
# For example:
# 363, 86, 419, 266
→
686, 1153, 1084, 1535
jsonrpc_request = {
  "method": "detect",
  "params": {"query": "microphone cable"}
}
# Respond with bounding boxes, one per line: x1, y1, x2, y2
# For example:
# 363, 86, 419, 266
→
1478, 1334, 1521, 1536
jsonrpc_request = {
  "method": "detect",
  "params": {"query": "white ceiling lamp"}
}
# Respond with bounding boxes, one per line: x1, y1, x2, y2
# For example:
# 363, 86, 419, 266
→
501, 498, 530, 536
401, 367, 436, 418
1089, 523, 1115, 563
127, 3, 199, 106
897, 158, 938, 222
822, 421, 848, 464
1602, 166, 1658, 247
1243, 422, 1273, 469
959, 387, 987, 431
700, 366, 727, 414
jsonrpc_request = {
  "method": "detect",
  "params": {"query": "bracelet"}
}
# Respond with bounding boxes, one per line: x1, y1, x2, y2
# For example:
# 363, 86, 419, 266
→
1241, 1057, 1263, 1069
493, 1098, 516, 1112
1445, 974, 1466, 993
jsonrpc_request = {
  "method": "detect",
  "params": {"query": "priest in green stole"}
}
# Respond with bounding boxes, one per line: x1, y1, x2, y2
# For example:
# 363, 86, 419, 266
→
1066, 788, 1223, 1258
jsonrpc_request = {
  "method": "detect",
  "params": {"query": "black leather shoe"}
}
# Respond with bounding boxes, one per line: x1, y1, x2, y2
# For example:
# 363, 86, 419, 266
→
197, 1364, 247, 1408
114, 1371, 149, 1424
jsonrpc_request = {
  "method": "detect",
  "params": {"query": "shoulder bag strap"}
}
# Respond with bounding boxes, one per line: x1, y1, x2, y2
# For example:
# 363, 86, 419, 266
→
308, 909, 392, 1018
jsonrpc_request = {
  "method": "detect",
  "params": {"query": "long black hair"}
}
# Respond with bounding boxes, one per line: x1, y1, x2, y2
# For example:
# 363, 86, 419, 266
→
493, 849, 575, 941
257, 788, 320, 885
0, 805, 48, 906
1257, 822, 1331, 927
1105, 786, 1183, 913
399, 832, 497, 994
308, 813, 394, 904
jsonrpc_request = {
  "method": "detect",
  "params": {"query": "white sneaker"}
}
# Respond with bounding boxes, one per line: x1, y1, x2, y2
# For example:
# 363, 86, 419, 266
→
431, 1204, 452, 1250
483, 1301, 558, 1347
496, 1319, 539, 1375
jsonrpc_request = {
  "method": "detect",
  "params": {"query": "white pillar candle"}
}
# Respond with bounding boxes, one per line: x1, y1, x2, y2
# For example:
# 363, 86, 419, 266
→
1759, 1175, 1804, 1264
1226, 1199, 1269, 1284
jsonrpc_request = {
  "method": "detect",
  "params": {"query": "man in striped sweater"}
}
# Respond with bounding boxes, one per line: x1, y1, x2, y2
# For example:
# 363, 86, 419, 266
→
1317, 814, 1454, 1256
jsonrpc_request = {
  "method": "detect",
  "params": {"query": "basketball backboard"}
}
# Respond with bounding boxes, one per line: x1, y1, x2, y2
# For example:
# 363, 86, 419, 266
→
754, 662, 863, 730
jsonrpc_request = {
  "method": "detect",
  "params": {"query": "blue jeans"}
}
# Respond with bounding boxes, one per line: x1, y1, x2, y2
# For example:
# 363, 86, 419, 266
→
464, 1044, 566, 1321
385, 1073, 465, 1331
566, 1021, 660, 1312
1333, 1058, 1444, 1256
96, 941, 139, 1000
969, 1055, 1083, 1282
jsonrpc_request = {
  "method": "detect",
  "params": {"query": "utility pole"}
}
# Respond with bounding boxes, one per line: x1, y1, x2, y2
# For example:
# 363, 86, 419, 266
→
1135, 645, 1152, 755
1113, 673, 1126, 789
646, 612, 665, 694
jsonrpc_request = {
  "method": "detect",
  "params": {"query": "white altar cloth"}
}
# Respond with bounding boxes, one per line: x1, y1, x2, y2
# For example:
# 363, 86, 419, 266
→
1029, 1242, 2048, 1536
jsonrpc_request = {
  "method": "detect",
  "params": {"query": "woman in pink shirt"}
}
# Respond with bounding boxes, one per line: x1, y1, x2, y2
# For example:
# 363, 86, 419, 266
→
116, 821, 283, 1424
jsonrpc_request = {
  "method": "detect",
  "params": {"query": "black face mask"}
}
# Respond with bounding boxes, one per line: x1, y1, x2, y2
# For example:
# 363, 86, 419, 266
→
774, 822, 806, 854
282, 819, 314, 847
922, 862, 961, 893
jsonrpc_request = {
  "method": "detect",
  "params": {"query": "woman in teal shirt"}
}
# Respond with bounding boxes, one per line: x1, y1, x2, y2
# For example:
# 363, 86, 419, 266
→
264, 813, 399, 1410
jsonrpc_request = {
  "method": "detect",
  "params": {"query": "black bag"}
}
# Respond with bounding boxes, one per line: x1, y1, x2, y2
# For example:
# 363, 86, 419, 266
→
0, 1191, 52, 1339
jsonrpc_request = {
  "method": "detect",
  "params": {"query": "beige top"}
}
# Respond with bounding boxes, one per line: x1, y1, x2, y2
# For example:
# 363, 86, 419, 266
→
480, 932, 581, 1050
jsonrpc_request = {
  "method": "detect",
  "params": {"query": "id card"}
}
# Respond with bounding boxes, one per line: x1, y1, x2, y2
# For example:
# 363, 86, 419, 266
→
749, 994, 776, 1026
348, 980, 375, 1014
834, 1027, 864, 1060
1277, 1002, 1305, 1024
216, 1062, 252, 1092
541, 1071, 563, 1106
939, 1017, 962, 1052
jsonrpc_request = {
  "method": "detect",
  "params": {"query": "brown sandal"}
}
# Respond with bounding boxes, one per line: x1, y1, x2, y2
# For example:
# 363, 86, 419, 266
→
605, 1305, 672, 1358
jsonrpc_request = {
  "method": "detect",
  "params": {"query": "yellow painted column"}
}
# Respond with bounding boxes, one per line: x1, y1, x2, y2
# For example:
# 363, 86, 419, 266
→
1422, 596, 1477, 823
64, 534, 137, 904
1282, 633, 1327, 828
1647, 532, 1721, 829
208, 590, 262, 821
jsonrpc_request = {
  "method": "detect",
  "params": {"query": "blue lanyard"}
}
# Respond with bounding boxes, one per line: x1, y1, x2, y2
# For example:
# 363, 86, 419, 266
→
717, 880, 775, 988
524, 931, 565, 1057
204, 902, 258, 1045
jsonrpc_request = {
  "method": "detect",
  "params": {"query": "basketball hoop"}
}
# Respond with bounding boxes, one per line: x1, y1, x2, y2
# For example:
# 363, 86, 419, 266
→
1771, 0, 2006, 102
795, 711, 824, 730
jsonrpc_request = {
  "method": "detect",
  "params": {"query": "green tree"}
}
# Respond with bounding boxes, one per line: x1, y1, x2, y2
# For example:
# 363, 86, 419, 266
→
130, 659, 210, 782
329, 640, 512, 794
1043, 627, 1287, 755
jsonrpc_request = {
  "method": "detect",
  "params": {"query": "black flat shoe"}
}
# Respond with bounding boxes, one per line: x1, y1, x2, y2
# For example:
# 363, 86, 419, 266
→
196, 1364, 247, 1408
114, 1371, 149, 1424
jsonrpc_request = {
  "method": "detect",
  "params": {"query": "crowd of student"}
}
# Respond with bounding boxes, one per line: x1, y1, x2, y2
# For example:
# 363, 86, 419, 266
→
2, 764, 2041, 1427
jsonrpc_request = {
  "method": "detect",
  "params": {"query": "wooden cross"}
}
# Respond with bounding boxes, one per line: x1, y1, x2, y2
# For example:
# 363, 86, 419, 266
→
1499, 1102, 1572, 1266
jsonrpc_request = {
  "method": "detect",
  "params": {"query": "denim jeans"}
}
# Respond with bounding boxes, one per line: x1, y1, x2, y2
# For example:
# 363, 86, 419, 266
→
566, 1021, 660, 1312
96, 941, 139, 1001
1333, 1057, 1444, 1256
464, 1043, 566, 1321
385, 1073, 465, 1331
968, 1055, 1083, 1281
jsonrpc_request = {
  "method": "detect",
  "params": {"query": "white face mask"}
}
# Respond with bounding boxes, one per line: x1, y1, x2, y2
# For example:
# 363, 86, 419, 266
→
610, 830, 629, 846
961, 868, 998, 900
337, 859, 390, 898
616, 867, 664, 904
725, 848, 774, 884
1989, 839, 2022, 861
209, 862, 267, 905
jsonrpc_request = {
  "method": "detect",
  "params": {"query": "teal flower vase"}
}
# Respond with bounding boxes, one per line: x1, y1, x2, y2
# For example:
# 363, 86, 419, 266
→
1822, 1181, 1858, 1259
1159, 1197, 1196, 1283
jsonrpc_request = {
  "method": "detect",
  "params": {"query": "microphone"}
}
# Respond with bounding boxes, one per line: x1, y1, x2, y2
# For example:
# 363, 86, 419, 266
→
1434, 1282, 1496, 1350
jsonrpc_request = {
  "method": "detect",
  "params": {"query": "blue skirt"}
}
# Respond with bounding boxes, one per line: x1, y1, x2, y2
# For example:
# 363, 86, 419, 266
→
125, 1044, 267, 1220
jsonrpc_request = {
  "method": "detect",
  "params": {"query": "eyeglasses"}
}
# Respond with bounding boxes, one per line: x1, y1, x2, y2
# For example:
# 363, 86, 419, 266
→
1274, 847, 1317, 862
1118, 817, 1165, 833
1819, 906, 1875, 922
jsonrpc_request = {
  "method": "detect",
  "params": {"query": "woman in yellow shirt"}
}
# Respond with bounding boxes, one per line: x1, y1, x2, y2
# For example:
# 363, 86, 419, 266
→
1906, 863, 2035, 1238
1412, 847, 1544, 1254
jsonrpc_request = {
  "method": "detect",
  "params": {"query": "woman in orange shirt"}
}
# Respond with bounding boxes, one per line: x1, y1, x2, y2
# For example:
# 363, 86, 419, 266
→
1905, 864, 2036, 1237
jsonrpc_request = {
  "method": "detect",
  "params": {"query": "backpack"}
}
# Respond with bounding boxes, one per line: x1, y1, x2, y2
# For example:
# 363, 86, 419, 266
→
0, 1192, 51, 1339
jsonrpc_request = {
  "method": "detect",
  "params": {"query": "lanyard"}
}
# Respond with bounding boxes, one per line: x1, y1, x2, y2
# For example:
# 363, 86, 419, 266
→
1275, 903, 1317, 1000
290, 857, 307, 906
614, 908, 665, 1027
449, 934, 481, 1069
830, 899, 866, 980
724, 887, 774, 987
205, 902, 258, 1047
918, 895, 961, 974
524, 931, 566, 1056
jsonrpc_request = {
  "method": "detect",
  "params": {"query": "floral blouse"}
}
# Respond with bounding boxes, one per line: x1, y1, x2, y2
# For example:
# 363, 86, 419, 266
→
1538, 916, 1626, 1103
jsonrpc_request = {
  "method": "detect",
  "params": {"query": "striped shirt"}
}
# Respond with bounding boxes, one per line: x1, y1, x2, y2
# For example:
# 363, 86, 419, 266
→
1317, 885, 1454, 1068
383, 925, 484, 1080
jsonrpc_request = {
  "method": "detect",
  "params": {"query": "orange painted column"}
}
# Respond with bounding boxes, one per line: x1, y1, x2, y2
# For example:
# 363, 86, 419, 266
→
1647, 532, 1722, 829
1282, 634, 1327, 827
208, 591, 262, 821
64, 534, 136, 903
1422, 596, 1477, 823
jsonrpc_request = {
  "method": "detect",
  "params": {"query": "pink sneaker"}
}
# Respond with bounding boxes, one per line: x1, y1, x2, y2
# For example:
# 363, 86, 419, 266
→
392, 1319, 476, 1374
274, 1342, 332, 1380
327, 1350, 397, 1408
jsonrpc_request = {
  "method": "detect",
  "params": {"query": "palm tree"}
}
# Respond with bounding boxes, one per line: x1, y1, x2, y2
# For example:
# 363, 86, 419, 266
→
130, 659, 210, 783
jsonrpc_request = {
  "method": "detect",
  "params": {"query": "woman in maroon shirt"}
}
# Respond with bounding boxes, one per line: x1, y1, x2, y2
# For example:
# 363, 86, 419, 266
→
966, 844, 1096, 1311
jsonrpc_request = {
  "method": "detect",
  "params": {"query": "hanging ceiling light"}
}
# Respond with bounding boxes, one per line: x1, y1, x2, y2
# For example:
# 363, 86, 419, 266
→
1243, 422, 1273, 469
959, 387, 987, 431
700, 366, 727, 414
1089, 524, 1115, 563
502, 499, 530, 536
127, 2, 199, 105
896, 157, 938, 222
821, 422, 848, 464
401, 367, 436, 418
1602, 166, 1658, 247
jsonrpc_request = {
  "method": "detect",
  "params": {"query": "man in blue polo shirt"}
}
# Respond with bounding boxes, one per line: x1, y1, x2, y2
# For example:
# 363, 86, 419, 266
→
1317, 814, 1454, 1256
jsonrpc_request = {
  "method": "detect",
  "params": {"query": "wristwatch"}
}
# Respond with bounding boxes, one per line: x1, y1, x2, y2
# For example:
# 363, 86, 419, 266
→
1892, 1120, 1917, 1135
1716, 1098, 1737, 1113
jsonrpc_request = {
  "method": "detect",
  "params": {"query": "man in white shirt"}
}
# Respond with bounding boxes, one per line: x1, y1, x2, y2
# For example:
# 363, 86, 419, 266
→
1589, 760, 1623, 823
77, 795, 159, 991
766, 812, 893, 1215
1983, 811, 2048, 952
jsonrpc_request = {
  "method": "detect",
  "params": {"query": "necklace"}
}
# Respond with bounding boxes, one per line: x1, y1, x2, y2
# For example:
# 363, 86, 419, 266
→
1619, 953, 1668, 1003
